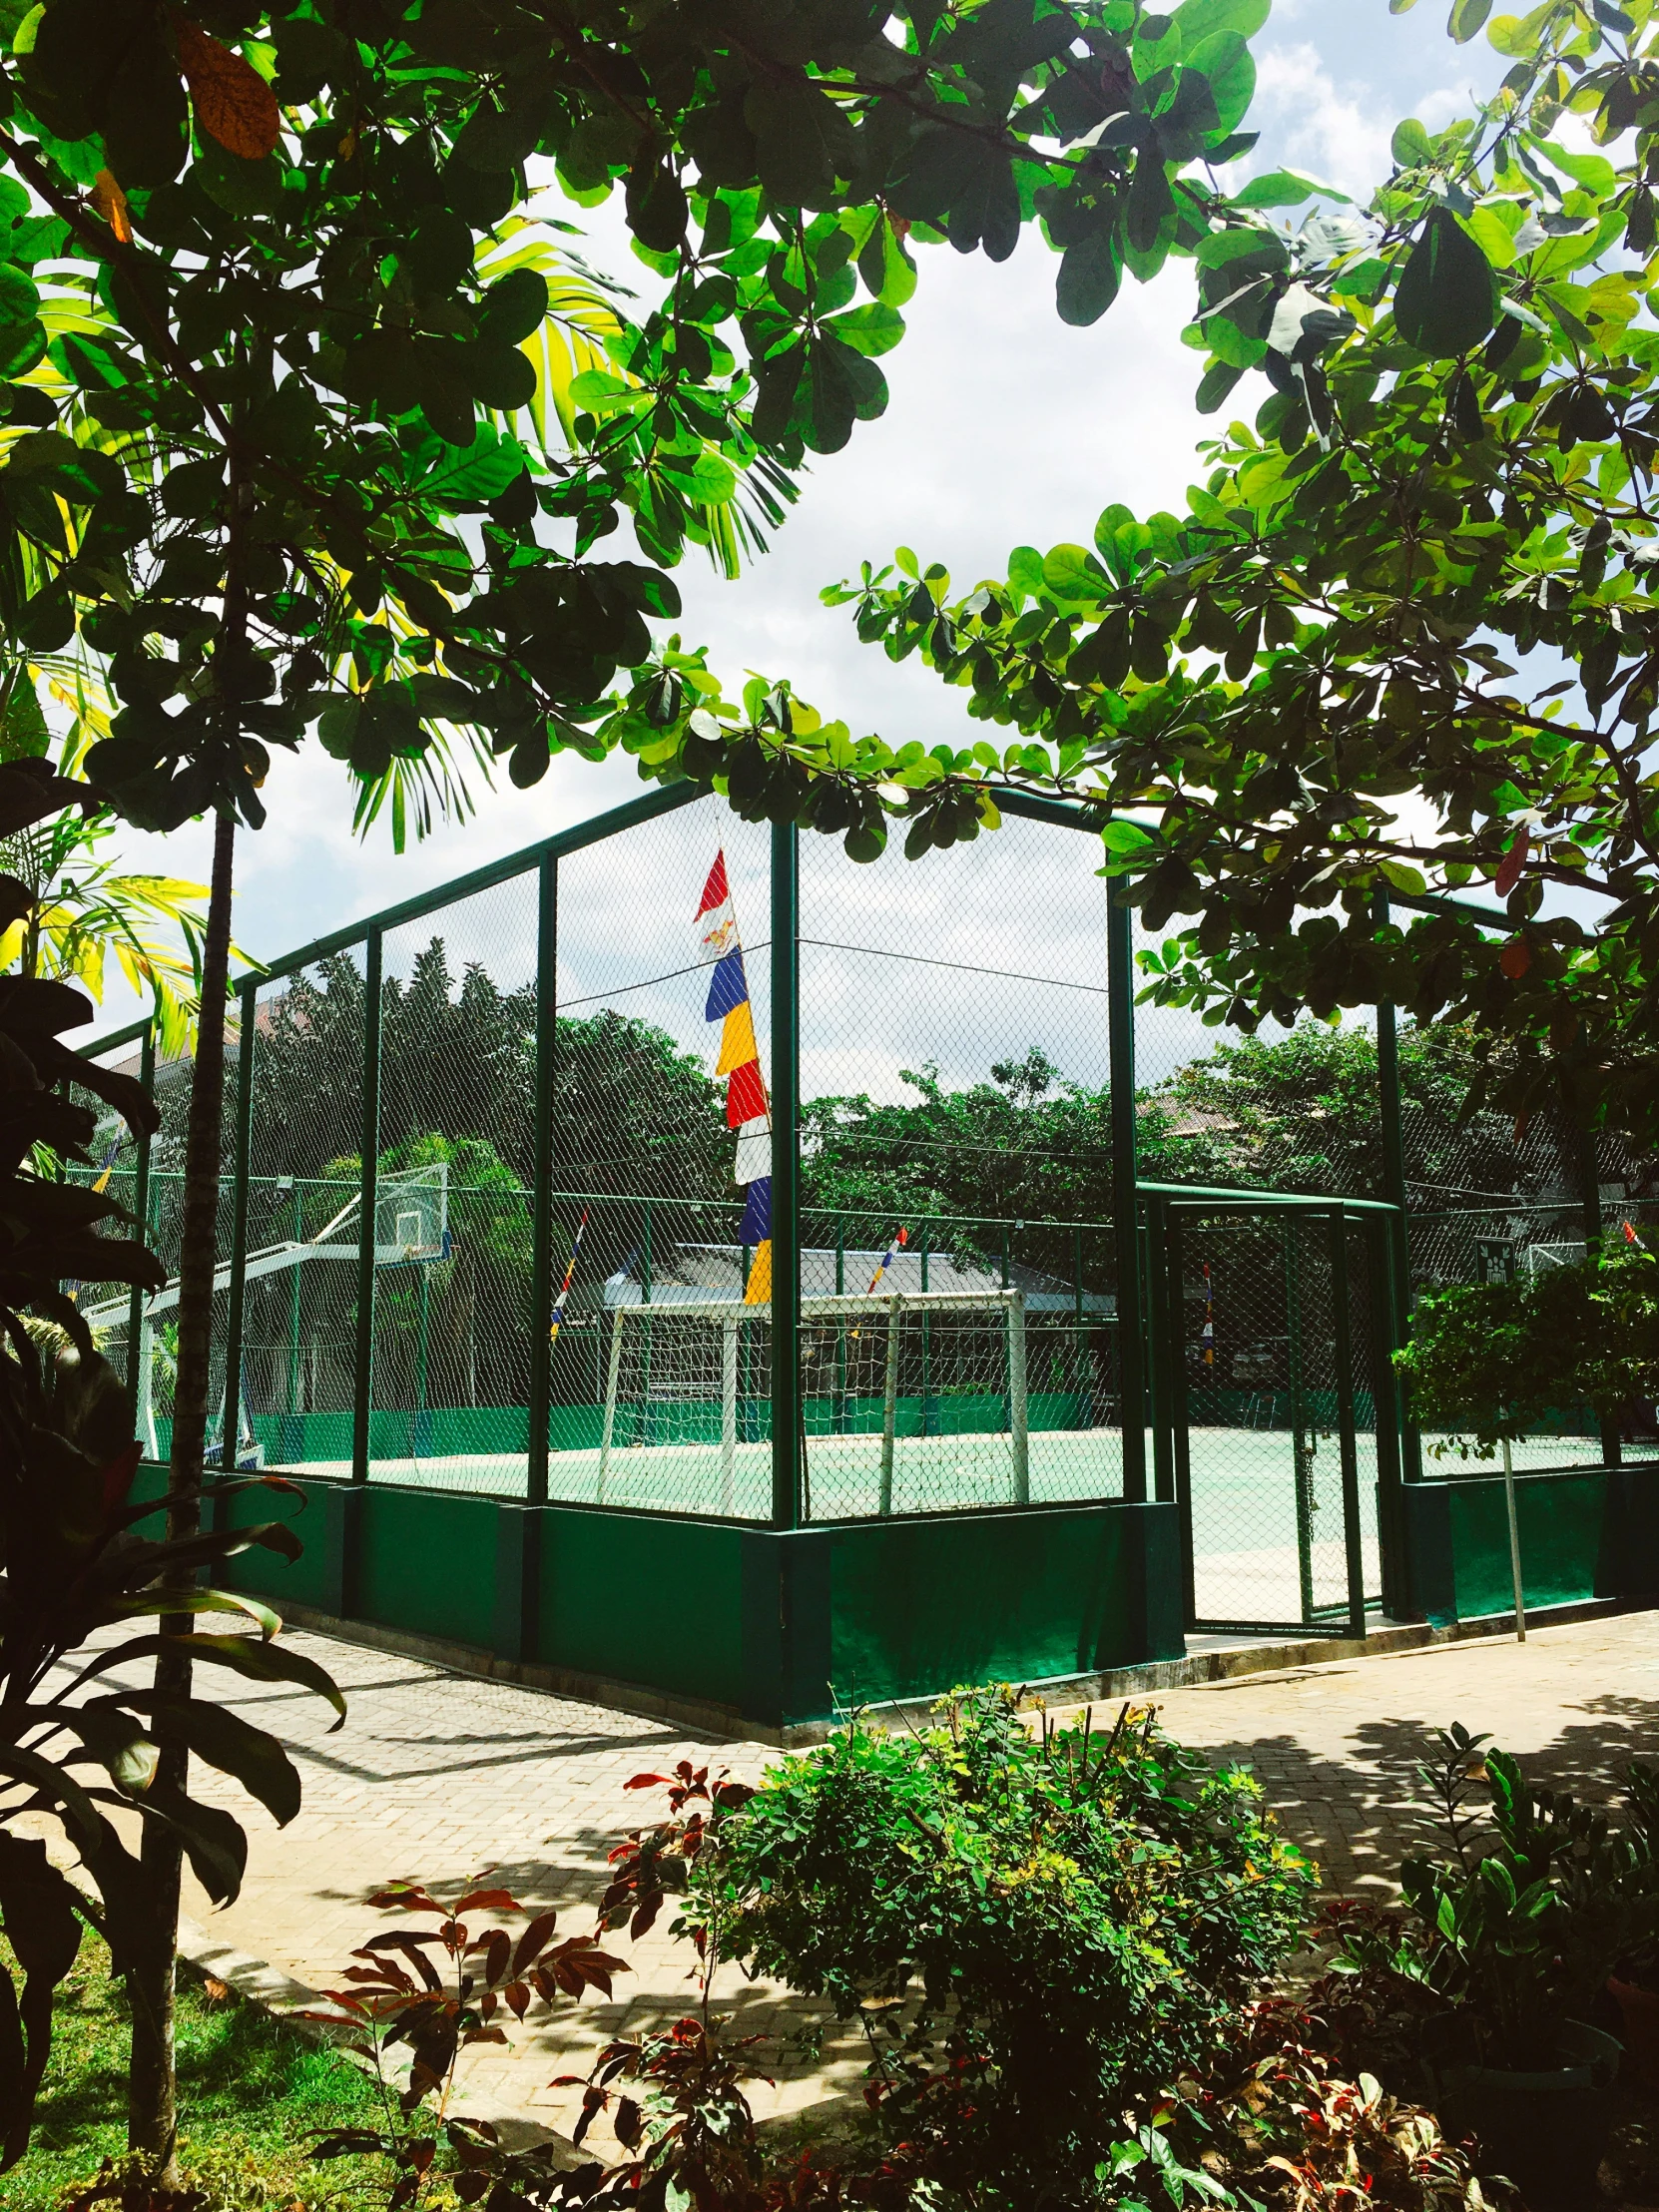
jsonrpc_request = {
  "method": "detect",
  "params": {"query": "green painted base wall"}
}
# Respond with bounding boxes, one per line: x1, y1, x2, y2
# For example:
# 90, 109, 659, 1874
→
180, 1465, 1181, 1727
824, 1502, 1183, 1710
1402, 1465, 1659, 1626
537, 1509, 745, 1709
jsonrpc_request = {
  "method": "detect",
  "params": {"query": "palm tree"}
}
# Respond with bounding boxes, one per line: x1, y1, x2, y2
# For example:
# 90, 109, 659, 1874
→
0, 653, 221, 1052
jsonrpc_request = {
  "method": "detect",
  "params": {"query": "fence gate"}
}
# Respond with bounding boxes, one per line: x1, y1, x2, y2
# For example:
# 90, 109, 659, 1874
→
1144, 1198, 1402, 1638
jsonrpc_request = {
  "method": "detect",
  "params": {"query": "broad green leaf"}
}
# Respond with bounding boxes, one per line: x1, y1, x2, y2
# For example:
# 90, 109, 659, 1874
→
1532, 140, 1617, 197
1393, 207, 1497, 356
1184, 32, 1255, 132
1102, 819, 1158, 853
824, 302, 904, 357
1056, 231, 1121, 327
1170, 0, 1270, 38
1390, 117, 1434, 166
1041, 544, 1112, 602
1448, 0, 1492, 42
1233, 170, 1321, 209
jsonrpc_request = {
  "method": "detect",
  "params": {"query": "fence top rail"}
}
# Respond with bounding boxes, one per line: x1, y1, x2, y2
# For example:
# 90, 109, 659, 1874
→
1138, 1181, 1400, 1216
605, 1288, 1030, 1322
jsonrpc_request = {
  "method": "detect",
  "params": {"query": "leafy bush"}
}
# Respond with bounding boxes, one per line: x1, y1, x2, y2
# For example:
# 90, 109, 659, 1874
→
1379, 1724, 1659, 2071
1392, 1246, 1659, 1454
673, 1689, 1315, 2201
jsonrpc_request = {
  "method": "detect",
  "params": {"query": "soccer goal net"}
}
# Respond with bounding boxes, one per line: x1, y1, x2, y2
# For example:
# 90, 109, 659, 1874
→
598, 1288, 1030, 1515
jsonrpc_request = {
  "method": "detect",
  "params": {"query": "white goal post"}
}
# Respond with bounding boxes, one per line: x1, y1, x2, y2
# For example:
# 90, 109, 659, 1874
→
598, 1288, 1029, 1515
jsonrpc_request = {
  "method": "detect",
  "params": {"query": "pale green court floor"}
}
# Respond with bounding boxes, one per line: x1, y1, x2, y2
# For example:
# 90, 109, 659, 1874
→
276, 1423, 1637, 1629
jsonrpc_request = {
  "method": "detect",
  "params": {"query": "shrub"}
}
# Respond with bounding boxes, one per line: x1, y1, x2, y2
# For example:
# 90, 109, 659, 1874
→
1393, 1244, 1659, 1455
677, 1689, 1316, 2201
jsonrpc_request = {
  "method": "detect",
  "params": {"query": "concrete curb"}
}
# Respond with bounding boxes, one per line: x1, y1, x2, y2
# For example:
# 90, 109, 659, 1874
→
274, 1593, 1647, 1746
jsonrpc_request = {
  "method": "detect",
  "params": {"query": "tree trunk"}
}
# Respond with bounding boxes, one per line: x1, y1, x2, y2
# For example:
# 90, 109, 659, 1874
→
126, 806, 236, 2181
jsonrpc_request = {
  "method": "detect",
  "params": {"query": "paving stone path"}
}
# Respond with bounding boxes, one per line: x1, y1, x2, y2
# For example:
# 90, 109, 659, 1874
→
58, 1609, 1659, 2154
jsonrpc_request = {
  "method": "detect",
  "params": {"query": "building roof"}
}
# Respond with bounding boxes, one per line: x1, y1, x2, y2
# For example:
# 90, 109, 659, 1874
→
602, 1241, 1114, 1315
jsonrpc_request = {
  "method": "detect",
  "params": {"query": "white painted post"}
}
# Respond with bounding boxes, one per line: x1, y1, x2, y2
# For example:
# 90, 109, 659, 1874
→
1008, 1290, 1029, 1504
721, 1316, 739, 1515
137, 1311, 158, 1461
1502, 1431, 1526, 1641
598, 1308, 624, 1501
879, 1296, 900, 1516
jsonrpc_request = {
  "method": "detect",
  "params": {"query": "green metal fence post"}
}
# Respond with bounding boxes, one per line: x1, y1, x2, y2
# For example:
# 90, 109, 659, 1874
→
526, 851, 556, 1507
1374, 890, 1422, 1488
1581, 1125, 1623, 1466
526, 844, 559, 1503
1107, 887, 1148, 1501
127, 1019, 155, 1410
1329, 1209, 1368, 1639
1147, 1195, 1176, 1504
1286, 1216, 1316, 1623
221, 975, 257, 1484
352, 928, 382, 1489
771, 820, 802, 1531
1168, 1211, 1196, 1621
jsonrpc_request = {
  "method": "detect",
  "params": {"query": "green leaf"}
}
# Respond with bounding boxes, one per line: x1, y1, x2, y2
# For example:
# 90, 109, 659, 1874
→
413, 422, 527, 509
1170, 0, 1271, 38
480, 267, 549, 346
1057, 230, 1122, 327
139, 1697, 302, 1827
1041, 543, 1112, 603
1184, 31, 1256, 133
1102, 819, 1158, 853
823, 302, 905, 357
1390, 117, 1434, 166
74, 1633, 346, 1727
1393, 207, 1497, 357
1447, 0, 1492, 41
1233, 170, 1321, 209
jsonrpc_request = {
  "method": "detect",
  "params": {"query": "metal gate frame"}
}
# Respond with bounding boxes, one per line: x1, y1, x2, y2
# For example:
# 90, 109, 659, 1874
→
1139, 1189, 1408, 1639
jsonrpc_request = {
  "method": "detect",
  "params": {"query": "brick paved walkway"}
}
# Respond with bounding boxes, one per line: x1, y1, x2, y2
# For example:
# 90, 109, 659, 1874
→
55, 1609, 1659, 2154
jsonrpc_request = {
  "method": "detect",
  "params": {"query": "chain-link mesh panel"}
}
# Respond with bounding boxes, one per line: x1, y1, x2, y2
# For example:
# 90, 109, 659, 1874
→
65, 1034, 153, 1418
65, 1020, 243, 1467
797, 816, 1124, 1517
239, 955, 370, 1476
1133, 914, 1385, 1199
1172, 1210, 1382, 1630
543, 799, 771, 1517
368, 877, 538, 1495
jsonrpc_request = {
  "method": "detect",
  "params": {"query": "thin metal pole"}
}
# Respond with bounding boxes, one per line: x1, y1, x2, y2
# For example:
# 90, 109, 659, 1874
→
351, 929, 382, 1488
526, 852, 556, 1506
1581, 1126, 1623, 1467
286, 1184, 301, 1425
1007, 1290, 1029, 1503
1502, 1432, 1527, 1640
1107, 888, 1147, 1501
127, 1020, 155, 1408
221, 976, 257, 1475
879, 1297, 899, 1515
1329, 1209, 1367, 1638
770, 821, 802, 1530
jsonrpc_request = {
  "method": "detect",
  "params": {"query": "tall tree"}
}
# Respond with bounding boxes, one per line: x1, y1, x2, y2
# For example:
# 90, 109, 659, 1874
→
766, 1, 1659, 1152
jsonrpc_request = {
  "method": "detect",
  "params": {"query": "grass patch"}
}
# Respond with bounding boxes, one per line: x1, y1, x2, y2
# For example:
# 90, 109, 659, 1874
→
0, 1934, 396, 2212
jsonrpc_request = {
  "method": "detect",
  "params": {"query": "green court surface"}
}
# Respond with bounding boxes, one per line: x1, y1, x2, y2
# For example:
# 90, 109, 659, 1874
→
257, 1420, 1629, 1627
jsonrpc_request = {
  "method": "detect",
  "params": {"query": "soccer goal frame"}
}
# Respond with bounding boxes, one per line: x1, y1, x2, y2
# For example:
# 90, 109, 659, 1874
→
596, 1287, 1029, 1517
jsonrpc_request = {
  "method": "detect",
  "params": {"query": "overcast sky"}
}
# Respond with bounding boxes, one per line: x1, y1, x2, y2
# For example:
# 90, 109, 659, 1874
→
89, 3, 1510, 1097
